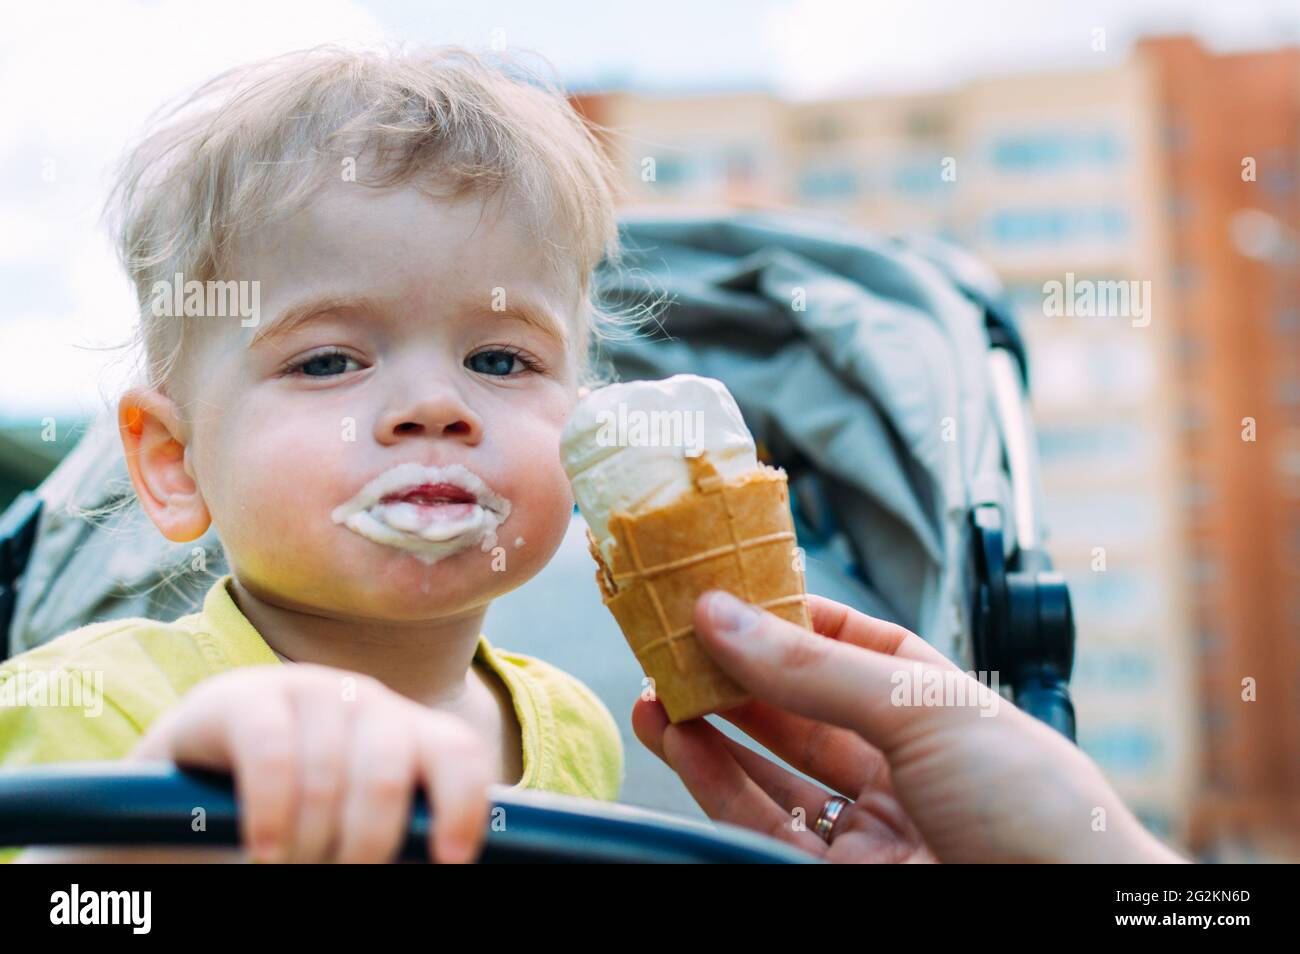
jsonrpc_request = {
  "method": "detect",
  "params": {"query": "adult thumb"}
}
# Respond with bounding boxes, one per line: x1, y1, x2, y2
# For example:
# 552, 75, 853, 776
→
692, 590, 969, 750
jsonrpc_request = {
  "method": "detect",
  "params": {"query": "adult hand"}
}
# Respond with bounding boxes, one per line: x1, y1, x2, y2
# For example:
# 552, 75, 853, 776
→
632, 590, 1185, 864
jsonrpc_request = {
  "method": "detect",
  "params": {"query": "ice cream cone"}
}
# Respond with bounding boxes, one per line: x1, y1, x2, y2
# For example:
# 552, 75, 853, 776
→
586, 453, 812, 723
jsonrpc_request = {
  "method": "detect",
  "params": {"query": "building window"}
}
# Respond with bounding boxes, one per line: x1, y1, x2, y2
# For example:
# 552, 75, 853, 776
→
651, 156, 690, 187
1200, 706, 1227, 735
1170, 263, 1200, 289
1189, 557, 1222, 585
987, 207, 1131, 245
723, 146, 758, 185
893, 161, 946, 196
1195, 629, 1224, 656
1066, 570, 1157, 624
798, 115, 842, 143
797, 165, 859, 200
1080, 726, 1160, 773
1179, 405, 1207, 432
905, 110, 948, 139
1073, 647, 1157, 689
1162, 122, 1190, 154
1182, 481, 1214, 509
1262, 167, 1297, 196
1044, 493, 1159, 547
1037, 420, 1146, 464
1174, 332, 1205, 363
988, 131, 1122, 171
1166, 194, 1195, 220
1279, 444, 1300, 482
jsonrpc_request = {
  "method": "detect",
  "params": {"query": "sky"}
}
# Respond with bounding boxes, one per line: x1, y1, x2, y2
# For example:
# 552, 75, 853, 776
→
1, 0, 1296, 419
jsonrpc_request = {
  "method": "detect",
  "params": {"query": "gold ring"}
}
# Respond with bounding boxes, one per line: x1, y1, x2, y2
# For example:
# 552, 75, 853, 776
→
813, 794, 850, 844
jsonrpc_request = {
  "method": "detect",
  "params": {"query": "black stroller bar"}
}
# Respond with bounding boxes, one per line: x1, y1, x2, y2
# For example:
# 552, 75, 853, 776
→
0, 762, 816, 863
970, 349, 1076, 741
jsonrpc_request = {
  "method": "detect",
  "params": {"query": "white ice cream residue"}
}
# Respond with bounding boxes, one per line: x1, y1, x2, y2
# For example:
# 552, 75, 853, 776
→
331, 462, 512, 565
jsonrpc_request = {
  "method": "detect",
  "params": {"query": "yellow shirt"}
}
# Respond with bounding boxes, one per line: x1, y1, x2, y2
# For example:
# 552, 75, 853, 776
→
0, 575, 623, 858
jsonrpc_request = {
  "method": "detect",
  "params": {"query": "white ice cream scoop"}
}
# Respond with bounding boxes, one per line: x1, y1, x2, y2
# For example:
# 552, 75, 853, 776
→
560, 374, 760, 564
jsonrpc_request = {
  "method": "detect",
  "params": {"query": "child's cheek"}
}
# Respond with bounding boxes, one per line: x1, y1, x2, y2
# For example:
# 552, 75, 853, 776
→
499, 432, 575, 564
215, 413, 345, 536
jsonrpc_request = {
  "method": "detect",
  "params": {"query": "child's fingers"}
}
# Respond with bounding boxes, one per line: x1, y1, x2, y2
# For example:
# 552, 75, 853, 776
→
335, 705, 416, 863
412, 714, 492, 864
163, 677, 299, 864
126, 705, 184, 761
228, 695, 300, 864
286, 688, 349, 864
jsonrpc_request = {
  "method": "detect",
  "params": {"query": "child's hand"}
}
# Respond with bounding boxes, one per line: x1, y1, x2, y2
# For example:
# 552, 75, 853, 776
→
128, 664, 493, 863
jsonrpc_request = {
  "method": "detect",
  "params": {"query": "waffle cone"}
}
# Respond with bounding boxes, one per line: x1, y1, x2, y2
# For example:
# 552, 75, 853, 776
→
586, 454, 812, 723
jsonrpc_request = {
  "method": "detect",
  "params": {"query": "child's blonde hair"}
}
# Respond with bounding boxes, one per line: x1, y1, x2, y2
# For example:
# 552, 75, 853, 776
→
105, 43, 634, 395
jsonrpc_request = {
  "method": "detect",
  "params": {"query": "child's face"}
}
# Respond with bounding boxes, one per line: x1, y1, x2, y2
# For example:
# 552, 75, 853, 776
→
164, 180, 581, 621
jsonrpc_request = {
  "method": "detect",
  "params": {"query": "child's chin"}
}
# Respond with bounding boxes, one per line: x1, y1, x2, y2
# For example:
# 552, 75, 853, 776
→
351, 545, 510, 616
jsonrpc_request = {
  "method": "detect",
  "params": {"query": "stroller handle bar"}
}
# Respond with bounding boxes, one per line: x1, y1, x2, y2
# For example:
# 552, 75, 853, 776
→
971, 346, 1077, 742
988, 349, 1043, 555
0, 762, 818, 864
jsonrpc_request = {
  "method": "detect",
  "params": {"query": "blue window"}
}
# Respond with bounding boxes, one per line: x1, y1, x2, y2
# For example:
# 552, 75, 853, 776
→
1097, 207, 1127, 237
1037, 421, 1144, 463
988, 207, 1130, 245
652, 157, 689, 186
989, 131, 1123, 171
893, 162, 946, 195
797, 166, 859, 199
1080, 726, 1160, 773
1073, 648, 1156, 690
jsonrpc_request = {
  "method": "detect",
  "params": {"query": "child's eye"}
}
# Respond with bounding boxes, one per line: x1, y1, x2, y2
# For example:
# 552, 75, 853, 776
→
465, 348, 541, 377
289, 350, 362, 377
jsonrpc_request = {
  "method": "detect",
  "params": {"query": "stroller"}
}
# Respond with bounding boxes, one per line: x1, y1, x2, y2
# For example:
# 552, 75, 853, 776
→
0, 210, 1076, 853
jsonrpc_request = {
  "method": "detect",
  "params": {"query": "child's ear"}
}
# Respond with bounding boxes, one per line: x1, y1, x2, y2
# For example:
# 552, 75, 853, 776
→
118, 387, 211, 543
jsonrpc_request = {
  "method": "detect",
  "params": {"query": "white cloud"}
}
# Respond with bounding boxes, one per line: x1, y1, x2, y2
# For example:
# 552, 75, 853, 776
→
759, 0, 1298, 99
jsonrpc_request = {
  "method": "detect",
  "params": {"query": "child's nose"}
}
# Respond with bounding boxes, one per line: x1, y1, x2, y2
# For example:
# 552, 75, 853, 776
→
375, 387, 483, 445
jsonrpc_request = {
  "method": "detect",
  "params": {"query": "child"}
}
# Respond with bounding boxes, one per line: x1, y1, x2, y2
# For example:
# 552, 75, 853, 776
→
0, 44, 630, 863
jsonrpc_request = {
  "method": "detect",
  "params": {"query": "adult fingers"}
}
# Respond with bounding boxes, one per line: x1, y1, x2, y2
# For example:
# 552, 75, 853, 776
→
692, 590, 971, 754
632, 698, 828, 856
719, 698, 894, 797
806, 594, 954, 668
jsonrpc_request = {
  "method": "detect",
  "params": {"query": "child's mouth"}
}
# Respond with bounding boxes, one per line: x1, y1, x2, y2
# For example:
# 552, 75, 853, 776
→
331, 464, 512, 565
379, 483, 479, 521
381, 483, 478, 506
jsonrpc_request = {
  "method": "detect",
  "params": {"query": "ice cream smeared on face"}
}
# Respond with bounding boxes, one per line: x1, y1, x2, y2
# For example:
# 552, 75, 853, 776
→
560, 374, 760, 565
331, 462, 511, 565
